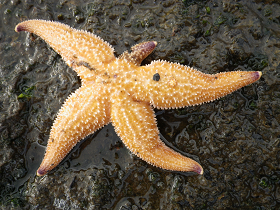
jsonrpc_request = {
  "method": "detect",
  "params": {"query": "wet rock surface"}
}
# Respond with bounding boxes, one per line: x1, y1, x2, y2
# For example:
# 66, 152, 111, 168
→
0, 0, 279, 209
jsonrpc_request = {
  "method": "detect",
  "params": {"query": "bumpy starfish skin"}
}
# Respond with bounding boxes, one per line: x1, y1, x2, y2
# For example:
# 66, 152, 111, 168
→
15, 20, 262, 176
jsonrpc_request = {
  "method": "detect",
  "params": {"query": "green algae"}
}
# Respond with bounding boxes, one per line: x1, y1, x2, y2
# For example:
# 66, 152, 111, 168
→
17, 86, 35, 99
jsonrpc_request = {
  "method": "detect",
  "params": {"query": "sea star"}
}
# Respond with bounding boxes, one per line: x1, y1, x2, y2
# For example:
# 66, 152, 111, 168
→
15, 20, 262, 176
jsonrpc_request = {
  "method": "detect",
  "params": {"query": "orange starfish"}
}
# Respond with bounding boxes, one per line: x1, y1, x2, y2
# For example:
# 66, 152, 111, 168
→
15, 20, 262, 176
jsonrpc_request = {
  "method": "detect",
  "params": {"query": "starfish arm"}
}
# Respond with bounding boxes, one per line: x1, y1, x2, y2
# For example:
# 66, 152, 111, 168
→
110, 91, 203, 174
119, 41, 157, 66
37, 84, 111, 176
133, 61, 262, 109
15, 19, 115, 80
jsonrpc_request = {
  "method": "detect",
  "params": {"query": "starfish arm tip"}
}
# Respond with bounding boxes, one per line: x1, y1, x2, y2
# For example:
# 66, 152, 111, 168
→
36, 168, 46, 176
151, 41, 157, 48
15, 23, 23, 32
196, 165, 204, 175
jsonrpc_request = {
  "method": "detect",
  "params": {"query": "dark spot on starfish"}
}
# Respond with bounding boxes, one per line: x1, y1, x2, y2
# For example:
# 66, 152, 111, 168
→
215, 76, 218, 79
153, 73, 160, 81
51, 164, 54, 166
51, 138, 54, 142
76, 61, 96, 71
240, 75, 243, 77
61, 129, 65, 133
114, 74, 117, 78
